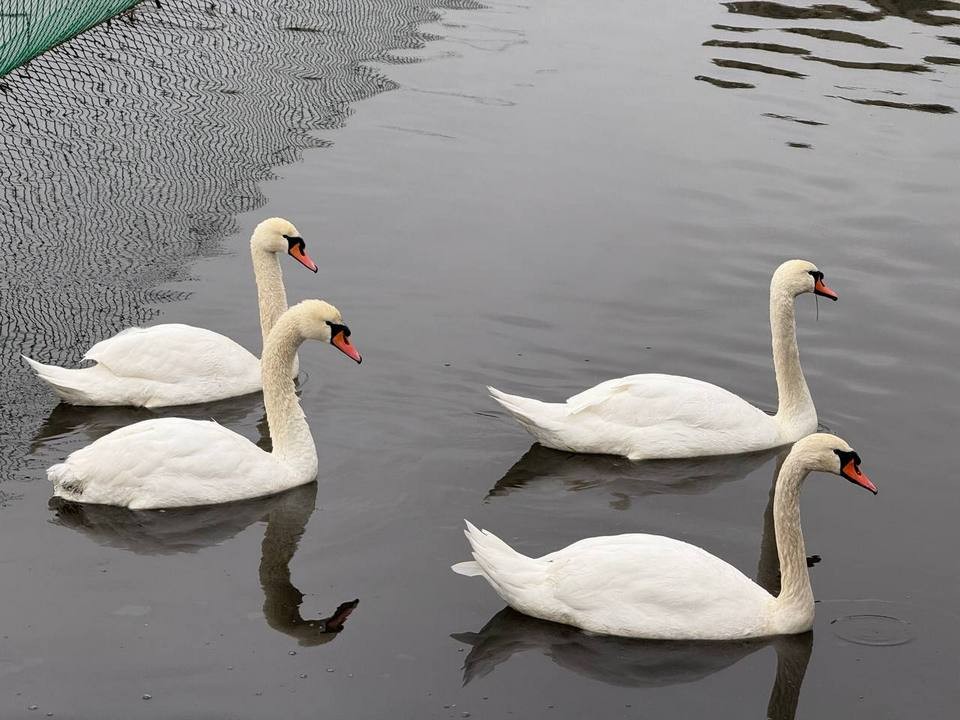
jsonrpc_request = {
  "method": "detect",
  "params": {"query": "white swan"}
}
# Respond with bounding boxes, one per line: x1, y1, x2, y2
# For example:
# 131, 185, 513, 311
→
452, 433, 876, 640
23, 217, 319, 408
46, 299, 362, 510
488, 260, 838, 460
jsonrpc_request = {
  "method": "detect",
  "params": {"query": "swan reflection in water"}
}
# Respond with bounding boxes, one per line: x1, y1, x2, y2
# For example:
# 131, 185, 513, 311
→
488, 442, 780, 510
49, 482, 357, 646
457, 452, 814, 719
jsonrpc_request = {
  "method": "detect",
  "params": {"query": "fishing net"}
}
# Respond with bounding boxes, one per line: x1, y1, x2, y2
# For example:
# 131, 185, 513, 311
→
0, 0, 140, 76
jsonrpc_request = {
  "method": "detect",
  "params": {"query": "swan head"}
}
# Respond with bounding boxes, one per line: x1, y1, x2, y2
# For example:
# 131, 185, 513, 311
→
773, 260, 838, 301
791, 433, 877, 494
294, 299, 362, 364
252, 217, 318, 273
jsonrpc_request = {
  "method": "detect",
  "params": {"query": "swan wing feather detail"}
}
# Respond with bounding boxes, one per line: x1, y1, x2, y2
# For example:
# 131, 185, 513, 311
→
565, 374, 769, 428
85, 323, 259, 384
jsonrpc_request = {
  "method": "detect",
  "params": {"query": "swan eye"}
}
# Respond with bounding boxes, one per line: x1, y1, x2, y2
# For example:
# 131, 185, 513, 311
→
283, 234, 305, 251
326, 321, 350, 338
807, 270, 824, 282
834, 448, 861, 468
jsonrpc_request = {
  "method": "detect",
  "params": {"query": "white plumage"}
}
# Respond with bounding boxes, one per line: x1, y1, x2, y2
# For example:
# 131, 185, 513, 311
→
48, 418, 281, 509
454, 524, 770, 640
489, 260, 837, 460
47, 299, 362, 510
453, 434, 877, 640
489, 375, 779, 461
25, 325, 261, 408
24, 217, 318, 408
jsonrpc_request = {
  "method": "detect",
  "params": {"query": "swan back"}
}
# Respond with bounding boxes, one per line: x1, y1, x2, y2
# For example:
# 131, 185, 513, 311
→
459, 524, 773, 640
492, 375, 779, 460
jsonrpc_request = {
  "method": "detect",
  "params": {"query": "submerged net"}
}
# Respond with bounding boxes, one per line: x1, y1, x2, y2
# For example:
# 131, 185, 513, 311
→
0, 0, 140, 76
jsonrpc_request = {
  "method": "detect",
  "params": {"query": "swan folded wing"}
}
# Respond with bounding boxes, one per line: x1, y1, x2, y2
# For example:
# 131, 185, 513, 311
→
562, 375, 779, 457
50, 419, 281, 509
84, 324, 258, 384
546, 534, 772, 640
566, 375, 770, 429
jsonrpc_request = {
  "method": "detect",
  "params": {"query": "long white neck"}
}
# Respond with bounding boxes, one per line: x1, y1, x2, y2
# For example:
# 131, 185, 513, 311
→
251, 240, 298, 377
770, 455, 814, 628
260, 310, 317, 484
770, 283, 815, 434
251, 244, 287, 348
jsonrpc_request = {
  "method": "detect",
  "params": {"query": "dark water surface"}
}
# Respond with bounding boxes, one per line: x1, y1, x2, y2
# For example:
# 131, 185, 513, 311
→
2, 0, 960, 717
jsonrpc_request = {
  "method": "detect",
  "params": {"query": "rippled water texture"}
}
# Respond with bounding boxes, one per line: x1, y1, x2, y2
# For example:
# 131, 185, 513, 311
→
2, 0, 960, 717
699, 0, 960, 113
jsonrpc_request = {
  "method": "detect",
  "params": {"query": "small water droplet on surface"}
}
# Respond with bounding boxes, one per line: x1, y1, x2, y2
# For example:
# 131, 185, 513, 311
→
255, 691, 262, 696
288, 650, 297, 656
28, 706, 38, 711
299, 673, 308, 679
142, 695, 152, 701
326, 668, 334, 673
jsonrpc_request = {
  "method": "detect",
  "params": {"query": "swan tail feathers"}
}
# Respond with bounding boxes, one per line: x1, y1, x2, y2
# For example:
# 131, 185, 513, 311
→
451, 561, 483, 577
460, 521, 545, 607
23, 356, 99, 404
22, 355, 113, 405
487, 386, 566, 441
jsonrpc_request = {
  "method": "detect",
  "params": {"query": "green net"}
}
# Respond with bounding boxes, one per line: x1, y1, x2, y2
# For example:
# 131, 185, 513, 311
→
0, 0, 139, 77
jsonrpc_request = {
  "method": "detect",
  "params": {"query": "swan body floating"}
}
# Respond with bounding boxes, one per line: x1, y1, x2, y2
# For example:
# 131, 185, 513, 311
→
489, 260, 838, 460
47, 299, 361, 510
453, 433, 876, 640
23, 217, 319, 408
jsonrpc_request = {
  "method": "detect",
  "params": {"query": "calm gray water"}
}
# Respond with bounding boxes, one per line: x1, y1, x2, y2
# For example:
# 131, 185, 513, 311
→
2, 0, 960, 717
